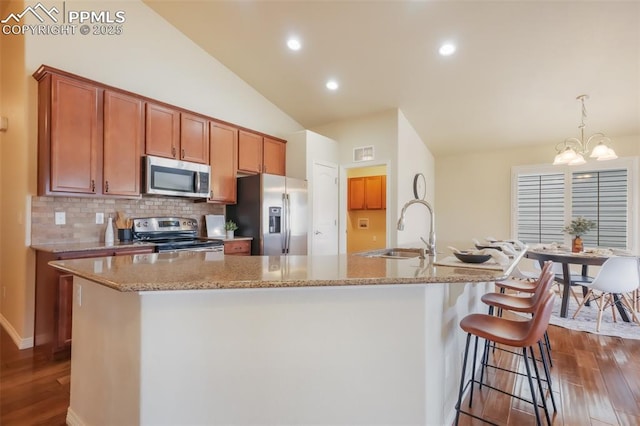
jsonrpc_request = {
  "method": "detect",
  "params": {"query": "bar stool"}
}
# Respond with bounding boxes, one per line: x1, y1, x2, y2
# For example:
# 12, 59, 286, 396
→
480, 265, 557, 396
454, 290, 556, 426
493, 261, 554, 295
492, 261, 555, 359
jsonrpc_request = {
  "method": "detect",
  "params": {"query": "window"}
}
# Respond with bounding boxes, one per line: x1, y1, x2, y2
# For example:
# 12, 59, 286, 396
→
572, 169, 627, 248
512, 158, 638, 250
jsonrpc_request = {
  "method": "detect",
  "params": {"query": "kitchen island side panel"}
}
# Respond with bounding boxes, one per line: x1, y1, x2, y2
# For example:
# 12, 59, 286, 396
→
68, 278, 142, 426
68, 278, 491, 425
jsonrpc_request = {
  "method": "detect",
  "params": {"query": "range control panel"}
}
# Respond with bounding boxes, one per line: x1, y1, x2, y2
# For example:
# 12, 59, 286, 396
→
133, 217, 198, 233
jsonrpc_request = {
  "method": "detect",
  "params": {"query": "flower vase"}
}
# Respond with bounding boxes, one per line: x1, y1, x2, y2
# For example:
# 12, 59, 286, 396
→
572, 236, 583, 253
226, 230, 234, 239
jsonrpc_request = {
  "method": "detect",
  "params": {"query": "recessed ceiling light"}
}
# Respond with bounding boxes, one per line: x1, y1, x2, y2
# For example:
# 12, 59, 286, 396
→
326, 80, 339, 91
287, 38, 301, 51
439, 43, 456, 56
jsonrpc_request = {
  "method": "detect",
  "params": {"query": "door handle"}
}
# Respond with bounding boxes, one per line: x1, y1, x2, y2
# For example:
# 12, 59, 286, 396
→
314, 230, 322, 235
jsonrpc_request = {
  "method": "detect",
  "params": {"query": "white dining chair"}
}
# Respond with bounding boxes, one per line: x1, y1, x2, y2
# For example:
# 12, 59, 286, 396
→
572, 256, 640, 332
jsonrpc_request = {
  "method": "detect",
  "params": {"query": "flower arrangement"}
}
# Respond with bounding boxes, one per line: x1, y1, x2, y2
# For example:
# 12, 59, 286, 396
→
224, 220, 238, 231
562, 217, 596, 237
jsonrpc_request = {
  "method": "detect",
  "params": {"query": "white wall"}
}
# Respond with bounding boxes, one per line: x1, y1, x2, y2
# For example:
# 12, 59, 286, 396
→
396, 110, 436, 246
312, 110, 399, 252
2, 0, 304, 344
436, 135, 640, 269
312, 109, 436, 252
25, 1, 303, 139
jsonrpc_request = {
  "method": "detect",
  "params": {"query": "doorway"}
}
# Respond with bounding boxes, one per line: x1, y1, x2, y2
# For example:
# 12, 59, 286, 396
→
346, 165, 387, 253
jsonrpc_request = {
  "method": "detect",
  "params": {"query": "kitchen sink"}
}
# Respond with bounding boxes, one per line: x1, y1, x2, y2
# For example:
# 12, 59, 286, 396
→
356, 248, 423, 259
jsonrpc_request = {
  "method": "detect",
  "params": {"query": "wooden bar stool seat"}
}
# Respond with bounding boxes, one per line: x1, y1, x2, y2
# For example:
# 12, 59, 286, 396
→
454, 291, 556, 426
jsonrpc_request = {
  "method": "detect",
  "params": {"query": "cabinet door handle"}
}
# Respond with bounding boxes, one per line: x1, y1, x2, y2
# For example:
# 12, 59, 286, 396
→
182, 148, 185, 158
172, 146, 176, 157
91, 179, 95, 192
105, 181, 109, 193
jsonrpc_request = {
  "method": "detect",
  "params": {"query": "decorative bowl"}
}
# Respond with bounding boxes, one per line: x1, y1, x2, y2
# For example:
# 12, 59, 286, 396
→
475, 244, 502, 251
454, 251, 492, 264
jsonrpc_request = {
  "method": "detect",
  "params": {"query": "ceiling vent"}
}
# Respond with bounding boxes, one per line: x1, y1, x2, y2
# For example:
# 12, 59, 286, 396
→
353, 146, 375, 162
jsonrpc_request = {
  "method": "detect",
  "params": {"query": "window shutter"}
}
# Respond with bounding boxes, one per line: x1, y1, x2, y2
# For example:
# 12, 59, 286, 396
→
572, 169, 627, 248
516, 173, 565, 244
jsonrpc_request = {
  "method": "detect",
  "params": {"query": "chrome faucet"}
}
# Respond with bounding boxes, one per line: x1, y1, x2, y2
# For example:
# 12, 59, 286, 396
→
397, 199, 436, 256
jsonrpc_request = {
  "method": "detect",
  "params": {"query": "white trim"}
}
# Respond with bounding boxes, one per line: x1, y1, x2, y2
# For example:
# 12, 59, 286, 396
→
66, 407, 85, 426
0, 314, 34, 349
511, 156, 639, 251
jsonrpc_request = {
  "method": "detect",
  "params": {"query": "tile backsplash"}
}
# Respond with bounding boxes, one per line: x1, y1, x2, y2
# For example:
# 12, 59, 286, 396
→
31, 196, 224, 244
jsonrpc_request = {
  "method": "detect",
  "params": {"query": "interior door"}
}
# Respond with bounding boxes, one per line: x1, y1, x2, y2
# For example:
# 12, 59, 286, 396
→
312, 162, 339, 255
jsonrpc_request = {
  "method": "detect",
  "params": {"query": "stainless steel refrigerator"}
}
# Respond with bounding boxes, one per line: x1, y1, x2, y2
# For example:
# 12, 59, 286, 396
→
227, 174, 308, 255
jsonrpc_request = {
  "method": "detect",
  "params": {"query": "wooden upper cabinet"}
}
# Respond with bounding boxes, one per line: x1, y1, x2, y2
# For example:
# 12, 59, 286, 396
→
47, 74, 101, 194
263, 137, 286, 176
237, 130, 263, 174
180, 113, 209, 164
364, 175, 384, 209
348, 175, 386, 210
103, 90, 144, 196
209, 122, 238, 204
145, 102, 180, 159
348, 177, 366, 210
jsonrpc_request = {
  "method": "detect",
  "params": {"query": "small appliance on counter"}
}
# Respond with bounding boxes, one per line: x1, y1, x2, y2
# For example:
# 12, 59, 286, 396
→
132, 216, 223, 253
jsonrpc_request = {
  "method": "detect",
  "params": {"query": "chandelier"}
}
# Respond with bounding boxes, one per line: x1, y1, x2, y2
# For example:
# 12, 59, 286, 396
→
553, 94, 617, 166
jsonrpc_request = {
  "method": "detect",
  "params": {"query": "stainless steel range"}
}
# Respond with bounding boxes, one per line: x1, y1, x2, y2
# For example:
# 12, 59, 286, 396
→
132, 217, 224, 253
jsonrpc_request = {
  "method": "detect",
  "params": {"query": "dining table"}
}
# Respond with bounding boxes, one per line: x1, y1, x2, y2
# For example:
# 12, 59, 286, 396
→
525, 248, 632, 321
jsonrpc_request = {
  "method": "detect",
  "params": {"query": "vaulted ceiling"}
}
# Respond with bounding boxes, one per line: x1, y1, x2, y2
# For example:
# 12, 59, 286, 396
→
144, 1, 640, 156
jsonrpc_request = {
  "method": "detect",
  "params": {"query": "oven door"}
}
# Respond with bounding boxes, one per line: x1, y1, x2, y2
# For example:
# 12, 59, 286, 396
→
158, 245, 224, 261
144, 155, 210, 198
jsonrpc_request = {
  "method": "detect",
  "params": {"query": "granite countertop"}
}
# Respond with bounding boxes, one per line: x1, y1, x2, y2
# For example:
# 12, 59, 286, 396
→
32, 237, 251, 253
31, 241, 156, 253
49, 250, 526, 292
212, 236, 253, 242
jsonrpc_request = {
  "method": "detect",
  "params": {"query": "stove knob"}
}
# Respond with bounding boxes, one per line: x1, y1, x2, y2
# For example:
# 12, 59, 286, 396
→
143, 221, 148, 227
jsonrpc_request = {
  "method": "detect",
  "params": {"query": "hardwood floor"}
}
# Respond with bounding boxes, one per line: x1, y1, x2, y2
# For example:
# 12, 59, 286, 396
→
1, 322, 639, 425
0, 328, 69, 425
457, 321, 640, 425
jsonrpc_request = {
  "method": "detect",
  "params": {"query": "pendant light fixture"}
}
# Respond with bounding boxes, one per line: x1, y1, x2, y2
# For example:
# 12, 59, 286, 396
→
553, 95, 617, 166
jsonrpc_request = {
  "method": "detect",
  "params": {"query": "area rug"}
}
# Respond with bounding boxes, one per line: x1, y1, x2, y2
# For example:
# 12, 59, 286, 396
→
548, 290, 640, 340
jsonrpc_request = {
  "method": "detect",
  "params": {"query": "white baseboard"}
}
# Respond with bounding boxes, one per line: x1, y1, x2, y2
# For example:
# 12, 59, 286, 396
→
0, 314, 34, 349
66, 407, 85, 426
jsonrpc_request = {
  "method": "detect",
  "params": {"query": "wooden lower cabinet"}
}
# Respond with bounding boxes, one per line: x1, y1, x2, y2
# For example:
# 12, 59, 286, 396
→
34, 246, 154, 359
224, 240, 251, 256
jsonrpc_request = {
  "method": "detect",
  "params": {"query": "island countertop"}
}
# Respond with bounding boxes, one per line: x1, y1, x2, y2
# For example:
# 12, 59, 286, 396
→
49, 249, 525, 292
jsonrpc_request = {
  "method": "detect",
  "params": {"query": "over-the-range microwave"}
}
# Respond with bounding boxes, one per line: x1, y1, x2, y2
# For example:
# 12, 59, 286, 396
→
144, 155, 210, 198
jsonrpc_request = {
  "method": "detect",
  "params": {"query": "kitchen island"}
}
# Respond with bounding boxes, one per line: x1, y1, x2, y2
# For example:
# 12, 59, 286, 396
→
51, 250, 524, 426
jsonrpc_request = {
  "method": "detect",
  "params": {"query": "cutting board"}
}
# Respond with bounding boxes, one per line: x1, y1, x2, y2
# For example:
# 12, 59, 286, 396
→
205, 215, 225, 237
